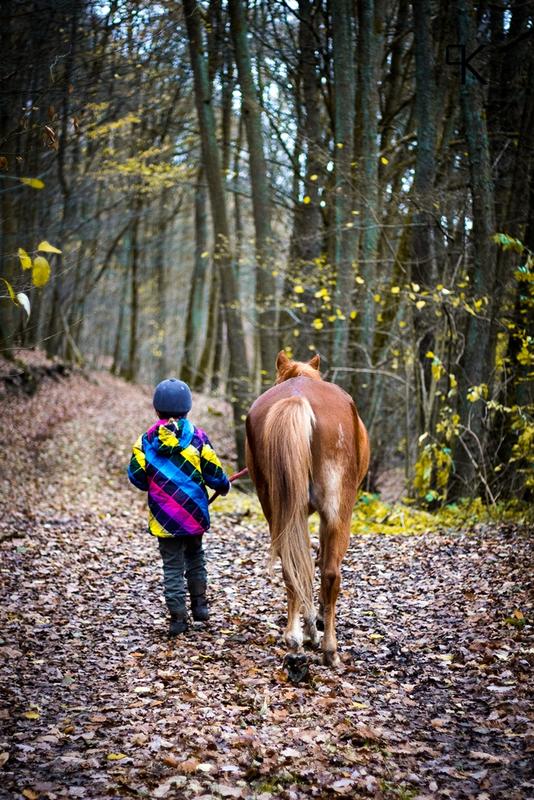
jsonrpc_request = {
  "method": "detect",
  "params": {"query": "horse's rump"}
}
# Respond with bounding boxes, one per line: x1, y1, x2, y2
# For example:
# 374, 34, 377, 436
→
258, 394, 316, 610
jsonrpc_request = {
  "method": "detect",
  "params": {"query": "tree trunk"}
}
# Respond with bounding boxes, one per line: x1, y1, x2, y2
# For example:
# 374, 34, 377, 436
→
112, 262, 130, 377
353, 0, 384, 392
449, 0, 497, 498
182, 170, 210, 385
124, 204, 141, 382
330, 0, 355, 387
153, 193, 169, 384
183, 0, 250, 461
287, 0, 324, 359
228, 0, 277, 384
412, 0, 438, 436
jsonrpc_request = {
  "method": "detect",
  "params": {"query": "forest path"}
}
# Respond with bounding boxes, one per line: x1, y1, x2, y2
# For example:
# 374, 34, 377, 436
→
0, 368, 532, 800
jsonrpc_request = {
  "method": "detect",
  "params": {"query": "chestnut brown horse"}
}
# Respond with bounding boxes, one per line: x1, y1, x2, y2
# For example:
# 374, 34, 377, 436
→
245, 351, 370, 667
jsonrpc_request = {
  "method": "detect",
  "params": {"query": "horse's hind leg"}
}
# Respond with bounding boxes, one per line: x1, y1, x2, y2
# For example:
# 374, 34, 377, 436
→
318, 518, 350, 667
302, 607, 321, 649
283, 577, 303, 652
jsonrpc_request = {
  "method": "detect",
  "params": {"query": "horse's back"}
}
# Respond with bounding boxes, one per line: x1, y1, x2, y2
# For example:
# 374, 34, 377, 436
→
246, 377, 368, 493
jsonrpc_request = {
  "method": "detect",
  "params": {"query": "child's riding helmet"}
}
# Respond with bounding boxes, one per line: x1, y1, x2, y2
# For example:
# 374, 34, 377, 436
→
153, 378, 192, 417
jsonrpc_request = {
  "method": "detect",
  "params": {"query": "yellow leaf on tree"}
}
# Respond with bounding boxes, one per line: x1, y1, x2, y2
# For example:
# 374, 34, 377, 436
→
302, 195, 311, 205
200, 251, 209, 258
37, 240, 62, 254
355, 276, 365, 285
373, 293, 381, 303
310, 174, 318, 181
32, 256, 51, 288
20, 177, 45, 189
466, 384, 488, 403
312, 318, 324, 330
411, 282, 421, 292
2, 278, 17, 303
294, 285, 304, 294
391, 286, 400, 294
107, 753, 127, 761
432, 362, 444, 381
350, 310, 357, 319
415, 300, 426, 310
18, 248, 32, 270
380, 156, 389, 165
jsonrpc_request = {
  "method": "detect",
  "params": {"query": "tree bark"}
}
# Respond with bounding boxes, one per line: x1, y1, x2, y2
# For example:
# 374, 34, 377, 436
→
183, 0, 250, 461
450, 0, 498, 498
287, 0, 324, 359
228, 0, 278, 384
330, 0, 355, 386
182, 170, 210, 385
124, 204, 141, 382
353, 0, 385, 382
412, 0, 438, 435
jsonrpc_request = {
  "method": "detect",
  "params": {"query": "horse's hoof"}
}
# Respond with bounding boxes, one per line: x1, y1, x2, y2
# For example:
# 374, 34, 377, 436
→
323, 650, 341, 668
303, 632, 322, 651
283, 653, 311, 684
316, 618, 324, 632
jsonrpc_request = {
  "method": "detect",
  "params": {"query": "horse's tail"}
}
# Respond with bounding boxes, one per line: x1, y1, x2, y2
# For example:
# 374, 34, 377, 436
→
263, 396, 315, 612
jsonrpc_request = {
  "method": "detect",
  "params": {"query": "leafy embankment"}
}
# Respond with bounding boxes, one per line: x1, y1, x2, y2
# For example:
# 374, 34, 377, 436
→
0, 358, 532, 799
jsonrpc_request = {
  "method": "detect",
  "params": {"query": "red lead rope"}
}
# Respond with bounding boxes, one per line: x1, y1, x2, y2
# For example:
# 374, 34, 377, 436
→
208, 467, 249, 505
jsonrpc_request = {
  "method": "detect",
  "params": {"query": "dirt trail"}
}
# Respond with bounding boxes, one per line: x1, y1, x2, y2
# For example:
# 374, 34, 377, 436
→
0, 368, 532, 800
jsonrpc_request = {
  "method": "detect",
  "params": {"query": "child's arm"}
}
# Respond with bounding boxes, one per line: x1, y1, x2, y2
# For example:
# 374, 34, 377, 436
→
199, 435, 231, 495
127, 435, 149, 491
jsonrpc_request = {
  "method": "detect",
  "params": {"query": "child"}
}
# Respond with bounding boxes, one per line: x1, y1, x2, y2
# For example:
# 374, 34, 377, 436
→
127, 378, 230, 637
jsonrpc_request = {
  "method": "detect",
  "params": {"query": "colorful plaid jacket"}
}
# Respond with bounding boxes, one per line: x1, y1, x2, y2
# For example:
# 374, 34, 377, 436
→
127, 418, 230, 537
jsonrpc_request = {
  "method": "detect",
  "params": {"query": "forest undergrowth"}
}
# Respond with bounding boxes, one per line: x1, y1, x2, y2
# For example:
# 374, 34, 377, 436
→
0, 355, 532, 800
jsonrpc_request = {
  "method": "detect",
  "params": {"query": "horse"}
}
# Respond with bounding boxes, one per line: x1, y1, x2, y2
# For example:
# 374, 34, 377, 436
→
245, 351, 370, 669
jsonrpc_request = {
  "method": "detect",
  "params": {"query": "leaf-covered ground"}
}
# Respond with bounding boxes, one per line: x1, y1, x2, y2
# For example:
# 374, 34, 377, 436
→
0, 362, 532, 800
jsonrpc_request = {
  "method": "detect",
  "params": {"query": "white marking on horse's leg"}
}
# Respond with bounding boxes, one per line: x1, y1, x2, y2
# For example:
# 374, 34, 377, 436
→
284, 588, 303, 652
321, 460, 343, 522
303, 607, 321, 649
284, 614, 303, 651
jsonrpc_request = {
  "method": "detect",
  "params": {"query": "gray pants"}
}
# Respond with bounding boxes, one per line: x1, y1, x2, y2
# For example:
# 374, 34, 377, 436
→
158, 535, 207, 615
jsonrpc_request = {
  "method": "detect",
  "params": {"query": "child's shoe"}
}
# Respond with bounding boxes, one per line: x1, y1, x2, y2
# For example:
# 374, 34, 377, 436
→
190, 594, 209, 622
189, 580, 209, 622
168, 611, 189, 637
